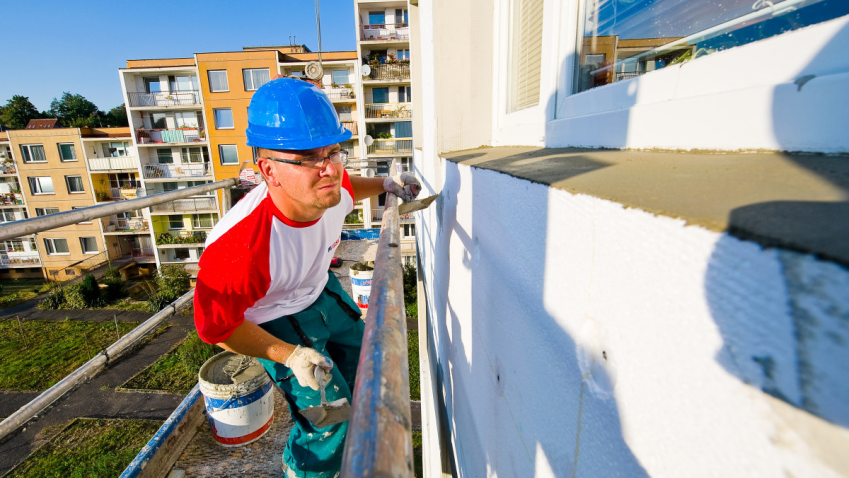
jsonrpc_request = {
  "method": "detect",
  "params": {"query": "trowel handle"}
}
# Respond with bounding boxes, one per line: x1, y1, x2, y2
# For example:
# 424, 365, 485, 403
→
314, 367, 327, 405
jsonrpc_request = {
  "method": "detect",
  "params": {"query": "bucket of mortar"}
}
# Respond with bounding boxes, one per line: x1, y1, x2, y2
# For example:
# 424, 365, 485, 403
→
349, 261, 374, 309
198, 351, 274, 447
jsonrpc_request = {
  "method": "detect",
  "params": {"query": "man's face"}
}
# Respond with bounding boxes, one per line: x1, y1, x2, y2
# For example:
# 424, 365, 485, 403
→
259, 144, 344, 213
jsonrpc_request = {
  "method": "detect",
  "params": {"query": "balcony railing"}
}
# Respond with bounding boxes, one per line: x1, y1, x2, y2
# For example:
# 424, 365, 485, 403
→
367, 64, 411, 81
127, 91, 201, 108
0, 163, 17, 175
367, 138, 413, 156
142, 163, 210, 179
87, 156, 137, 171
323, 87, 356, 101
150, 197, 217, 213
104, 218, 149, 233
137, 128, 203, 144
361, 23, 410, 41
342, 121, 359, 135
0, 193, 23, 206
131, 247, 156, 259
0, 251, 41, 266
365, 102, 412, 119
99, 187, 144, 201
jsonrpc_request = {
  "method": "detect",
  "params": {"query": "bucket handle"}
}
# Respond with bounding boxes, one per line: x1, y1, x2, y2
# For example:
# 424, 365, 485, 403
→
208, 393, 239, 413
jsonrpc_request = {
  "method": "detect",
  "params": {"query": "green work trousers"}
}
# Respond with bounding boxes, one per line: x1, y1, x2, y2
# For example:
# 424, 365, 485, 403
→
257, 272, 365, 478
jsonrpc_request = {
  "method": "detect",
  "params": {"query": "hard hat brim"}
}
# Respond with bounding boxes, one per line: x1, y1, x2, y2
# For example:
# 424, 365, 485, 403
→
246, 127, 353, 151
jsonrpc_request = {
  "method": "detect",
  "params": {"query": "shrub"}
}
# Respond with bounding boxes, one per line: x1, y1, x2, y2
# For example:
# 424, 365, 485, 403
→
38, 288, 66, 309
79, 274, 101, 307
102, 278, 125, 302
103, 266, 120, 280
156, 265, 190, 299
402, 265, 417, 318
63, 284, 88, 309
146, 293, 174, 313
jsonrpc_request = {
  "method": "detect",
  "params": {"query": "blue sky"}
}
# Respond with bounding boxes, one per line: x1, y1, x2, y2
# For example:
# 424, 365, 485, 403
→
1, 0, 356, 113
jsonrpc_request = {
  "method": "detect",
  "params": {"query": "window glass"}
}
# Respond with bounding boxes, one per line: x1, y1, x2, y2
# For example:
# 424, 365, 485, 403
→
208, 70, 229, 92
575, 0, 849, 93
103, 142, 129, 157
242, 69, 270, 91
331, 70, 349, 86
369, 10, 386, 25
175, 248, 191, 260
169, 215, 184, 229
175, 112, 198, 128
58, 143, 77, 161
157, 149, 174, 164
143, 77, 162, 93
44, 238, 69, 255
80, 237, 98, 254
396, 122, 413, 138
35, 207, 60, 216
21, 144, 46, 163
509, 0, 544, 111
397, 49, 410, 60
150, 113, 167, 129
28, 176, 54, 194
182, 147, 204, 163
213, 108, 234, 129
372, 87, 389, 104
219, 145, 239, 165
66, 175, 85, 193
193, 213, 216, 228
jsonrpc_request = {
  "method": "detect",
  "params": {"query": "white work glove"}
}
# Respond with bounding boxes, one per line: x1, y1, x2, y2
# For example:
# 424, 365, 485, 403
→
285, 345, 333, 391
383, 172, 421, 203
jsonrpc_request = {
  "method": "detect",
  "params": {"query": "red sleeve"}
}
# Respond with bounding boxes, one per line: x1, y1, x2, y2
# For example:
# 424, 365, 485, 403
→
193, 202, 273, 344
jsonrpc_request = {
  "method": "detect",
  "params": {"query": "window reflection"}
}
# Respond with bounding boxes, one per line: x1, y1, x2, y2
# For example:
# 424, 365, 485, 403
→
576, 0, 849, 93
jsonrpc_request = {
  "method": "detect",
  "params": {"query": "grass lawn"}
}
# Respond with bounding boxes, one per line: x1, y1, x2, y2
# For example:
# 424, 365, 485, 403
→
6, 418, 161, 478
102, 298, 151, 312
409, 330, 420, 401
122, 330, 220, 394
0, 319, 165, 391
0, 280, 50, 308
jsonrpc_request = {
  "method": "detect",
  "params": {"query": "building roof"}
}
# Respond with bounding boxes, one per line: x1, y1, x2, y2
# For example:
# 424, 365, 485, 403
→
125, 58, 197, 69
243, 44, 312, 53
25, 118, 61, 129
280, 51, 359, 62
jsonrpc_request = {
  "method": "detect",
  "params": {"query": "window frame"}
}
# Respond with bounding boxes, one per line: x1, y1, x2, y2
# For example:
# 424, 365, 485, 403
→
20, 144, 47, 164
242, 68, 271, 91
213, 108, 235, 129
169, 215, 184, 230
58, 143, 78, 162
35, 207, 60, 216
156, 148, 174, 164
219, 144, 239, 165
43, 238, 70, 255
79, 237, 98, 254
27, 176, 55, 195
208, 70, 230, 92
65, 175, 85, 194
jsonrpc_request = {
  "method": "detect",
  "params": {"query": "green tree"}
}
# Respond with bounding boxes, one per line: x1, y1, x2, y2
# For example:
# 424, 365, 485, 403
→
104, 104, 129, 127
156, 264, 191, 300
403, 264, 418, 318
49, 92, 101, 127
0, 95, 41, 129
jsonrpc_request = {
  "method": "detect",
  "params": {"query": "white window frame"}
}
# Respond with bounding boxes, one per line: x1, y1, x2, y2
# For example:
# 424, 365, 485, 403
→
219, 144, 239, 165
28, 176, 54, 195
79, 237, 98, 254
213, 108, 234, 129
169, 215, 184, 230
65, 175, 85, 194
20, 144, 47, 163
58, 143, 77, 162
35, 207, 60, 216
43, 238, 70, 255
537, 0, 849, 152
243, 68, 271, 91
208, 70, 229, 92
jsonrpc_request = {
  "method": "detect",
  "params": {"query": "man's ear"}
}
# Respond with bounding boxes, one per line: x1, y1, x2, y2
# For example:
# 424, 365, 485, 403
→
257, 157, 282, 188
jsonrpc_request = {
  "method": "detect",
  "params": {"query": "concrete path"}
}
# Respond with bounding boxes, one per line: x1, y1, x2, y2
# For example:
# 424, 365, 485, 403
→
0, 310, 196, 476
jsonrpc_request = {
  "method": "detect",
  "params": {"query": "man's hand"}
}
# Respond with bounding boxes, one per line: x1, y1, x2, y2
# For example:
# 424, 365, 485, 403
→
383, 172, 422, 203
285, 345, 333, 390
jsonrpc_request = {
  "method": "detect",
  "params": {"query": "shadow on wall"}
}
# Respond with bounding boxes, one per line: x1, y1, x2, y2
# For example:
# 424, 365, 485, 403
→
706, 21, 849, 429
425, 148, 648, 476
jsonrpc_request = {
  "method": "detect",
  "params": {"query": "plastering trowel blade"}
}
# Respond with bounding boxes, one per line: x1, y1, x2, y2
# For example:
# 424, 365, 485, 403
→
300, 368, 351, 429
399, 193, 439, 215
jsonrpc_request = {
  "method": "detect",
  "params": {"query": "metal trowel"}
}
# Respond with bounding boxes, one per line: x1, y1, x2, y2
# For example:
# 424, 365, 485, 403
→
399, 193, 439, 215
300, 368, 351, 428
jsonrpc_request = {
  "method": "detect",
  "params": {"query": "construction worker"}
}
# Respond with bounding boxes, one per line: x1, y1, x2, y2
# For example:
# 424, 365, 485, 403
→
193, 78, 420, 477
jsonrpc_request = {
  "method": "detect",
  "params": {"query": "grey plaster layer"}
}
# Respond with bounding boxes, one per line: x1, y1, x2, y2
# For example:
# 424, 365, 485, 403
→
444, 147, 849, 266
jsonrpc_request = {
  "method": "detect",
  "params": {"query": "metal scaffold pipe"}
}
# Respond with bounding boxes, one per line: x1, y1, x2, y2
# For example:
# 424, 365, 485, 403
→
341, 193, 414, 477
0, 290, 195, 442
0, 178, 239, 242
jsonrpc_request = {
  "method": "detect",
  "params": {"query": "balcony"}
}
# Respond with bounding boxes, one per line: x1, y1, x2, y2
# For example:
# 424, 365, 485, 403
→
96, 187, 144, 202
323, 87, 356, 101
103, 217, 149, 233
156, 231, 208, 246
127, 91, 201, 108
367, 138, 413, 156
87, 156, 137, 172
130, 247, 156, 263
366, 63, 411, 81
342, 121, 359, 136
0, 251, 41, 267
136, 128, 204, 145
361, 23, 410, 41
364, 102, 412, 119
0, 162, 17, 175
0, 193, 24, 206
149, 198, 217, 213
142, 163, 210, 180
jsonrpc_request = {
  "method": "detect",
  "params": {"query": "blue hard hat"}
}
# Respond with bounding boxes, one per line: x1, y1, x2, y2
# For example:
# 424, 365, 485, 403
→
246, 78, 352, 150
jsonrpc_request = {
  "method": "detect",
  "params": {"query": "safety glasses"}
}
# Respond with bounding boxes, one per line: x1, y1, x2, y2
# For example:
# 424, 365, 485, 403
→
263, 150, 349, 170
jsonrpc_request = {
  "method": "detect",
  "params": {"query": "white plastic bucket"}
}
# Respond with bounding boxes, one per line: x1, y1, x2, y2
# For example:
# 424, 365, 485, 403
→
198, 351, 274, 447
350, 262, 374, 309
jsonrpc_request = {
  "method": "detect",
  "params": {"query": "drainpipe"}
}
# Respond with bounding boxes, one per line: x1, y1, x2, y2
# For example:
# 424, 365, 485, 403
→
0, 178, 238, 242
0, 290, 195, 442
341, 192, 414, 477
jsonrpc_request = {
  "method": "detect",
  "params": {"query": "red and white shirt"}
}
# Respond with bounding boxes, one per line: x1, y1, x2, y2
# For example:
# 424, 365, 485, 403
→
193, 171, 354, 344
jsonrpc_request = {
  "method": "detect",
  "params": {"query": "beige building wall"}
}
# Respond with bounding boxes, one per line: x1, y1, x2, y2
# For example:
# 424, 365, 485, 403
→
10, 129, 105, 275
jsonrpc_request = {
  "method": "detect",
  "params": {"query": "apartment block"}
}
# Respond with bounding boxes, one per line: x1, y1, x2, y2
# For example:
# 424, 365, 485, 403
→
0, 131, 40, 279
